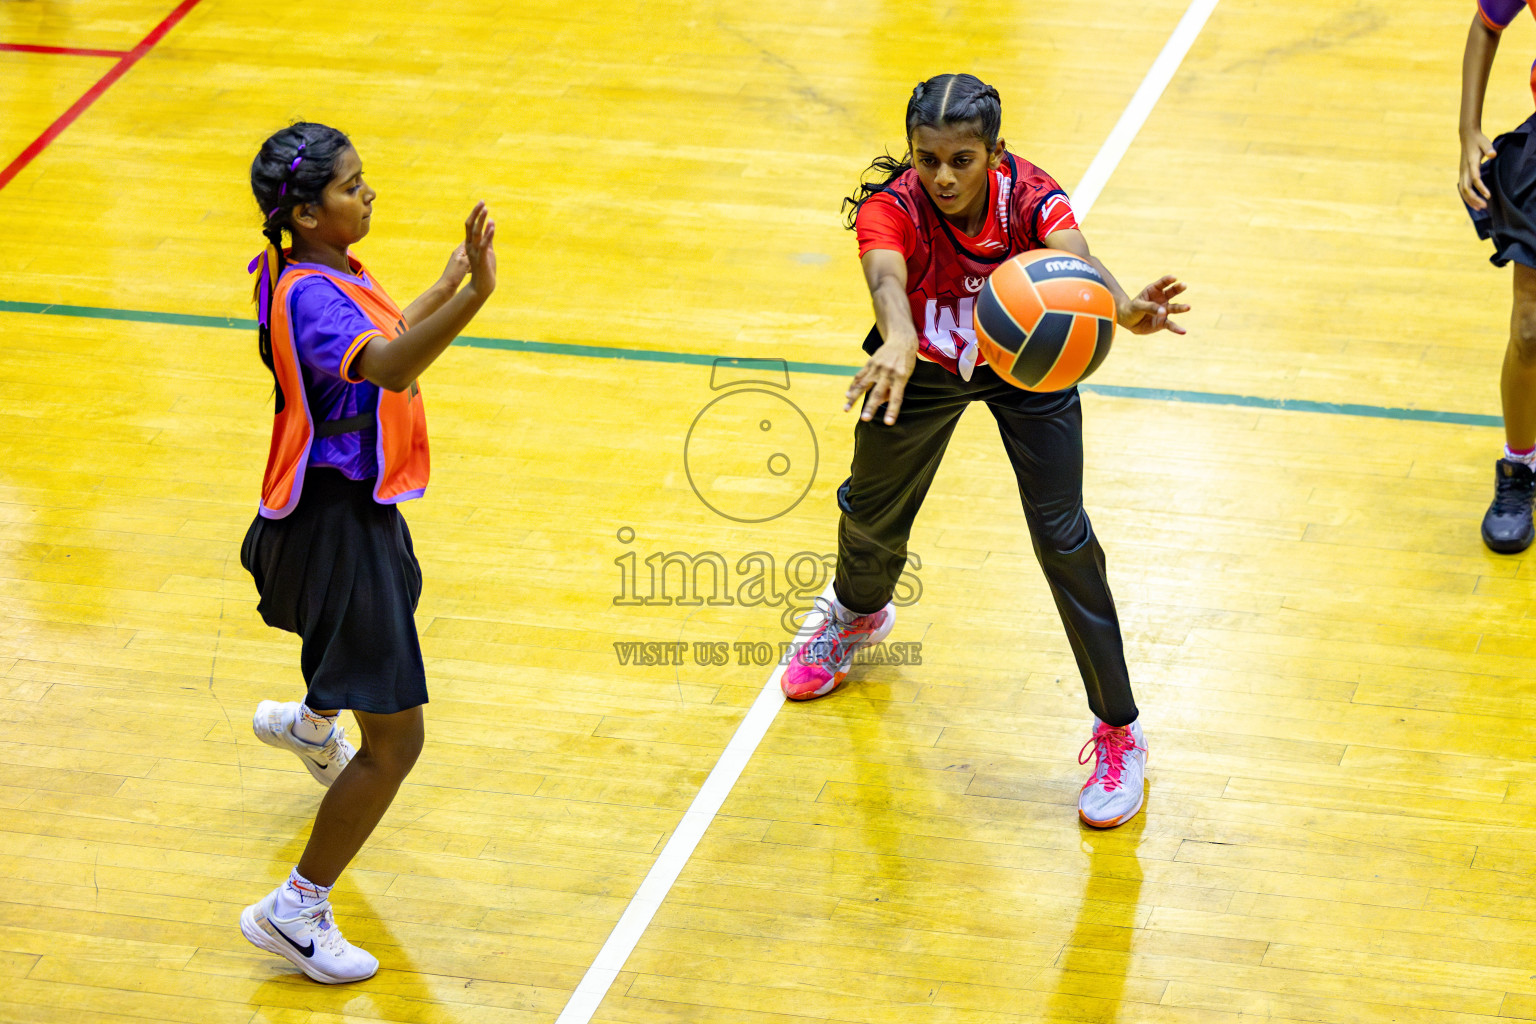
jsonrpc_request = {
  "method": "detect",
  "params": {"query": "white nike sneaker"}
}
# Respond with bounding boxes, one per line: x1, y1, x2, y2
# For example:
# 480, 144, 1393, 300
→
1077, 717, 1147, 828
252, 700, 355, 787
240, 885, 379, 984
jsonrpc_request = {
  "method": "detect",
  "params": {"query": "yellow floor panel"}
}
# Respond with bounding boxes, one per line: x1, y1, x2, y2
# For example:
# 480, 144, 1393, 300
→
0, 0, 167, 52
0, 55, 115, 178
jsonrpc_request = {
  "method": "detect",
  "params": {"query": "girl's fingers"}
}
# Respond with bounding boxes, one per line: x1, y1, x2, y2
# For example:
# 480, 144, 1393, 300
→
844, 372, 872, 410
1470, 166, 1490, 199
859, 389, 879, 420
862, 379, 891, 421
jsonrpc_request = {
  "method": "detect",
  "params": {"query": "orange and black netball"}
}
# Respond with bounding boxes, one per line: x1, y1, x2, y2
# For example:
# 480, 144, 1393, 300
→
974, 249, 1116, 392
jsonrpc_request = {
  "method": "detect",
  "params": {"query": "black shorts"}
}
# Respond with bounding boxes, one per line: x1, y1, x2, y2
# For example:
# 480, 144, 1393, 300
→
1469, 111, 1536, 269
241, 468, 428, 715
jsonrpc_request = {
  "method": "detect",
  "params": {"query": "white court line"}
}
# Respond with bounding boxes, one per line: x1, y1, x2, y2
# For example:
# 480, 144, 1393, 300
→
554, 4, 1219, 1019
553, 585, 833, 1024
1072, 0, 1222, 220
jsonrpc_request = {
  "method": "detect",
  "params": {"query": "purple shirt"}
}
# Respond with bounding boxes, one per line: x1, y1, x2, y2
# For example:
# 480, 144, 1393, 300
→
1481, 0, 1529, 29
285, 263, 387, 480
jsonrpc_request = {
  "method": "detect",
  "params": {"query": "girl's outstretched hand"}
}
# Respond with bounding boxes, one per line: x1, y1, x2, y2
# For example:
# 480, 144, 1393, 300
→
845, 340, 918, 425
464, 201, 496, 298
440, 244, 470, 290
1117, 275, 1189, 335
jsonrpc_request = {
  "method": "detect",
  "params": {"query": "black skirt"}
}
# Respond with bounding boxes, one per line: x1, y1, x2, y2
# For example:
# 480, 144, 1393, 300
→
1469, 111, 1536, 269
241, 468, 428, 714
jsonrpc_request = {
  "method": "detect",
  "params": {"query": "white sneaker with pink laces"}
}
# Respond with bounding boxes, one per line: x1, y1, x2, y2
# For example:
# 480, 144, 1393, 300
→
780, 599, 895, 700
1077, 717, 1147, 828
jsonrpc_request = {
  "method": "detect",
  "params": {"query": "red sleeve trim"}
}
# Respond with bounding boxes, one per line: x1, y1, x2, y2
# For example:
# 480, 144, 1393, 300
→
1037, 193, 1079, 238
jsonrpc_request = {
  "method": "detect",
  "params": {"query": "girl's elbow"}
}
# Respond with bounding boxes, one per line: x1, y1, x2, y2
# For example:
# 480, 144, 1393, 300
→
361, 366, 412, 392
379, 375, 414, 393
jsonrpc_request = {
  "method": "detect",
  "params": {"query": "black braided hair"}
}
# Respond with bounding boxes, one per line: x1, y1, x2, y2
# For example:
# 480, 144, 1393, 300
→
841, 74, 1003, 228
248, 123, 352, 386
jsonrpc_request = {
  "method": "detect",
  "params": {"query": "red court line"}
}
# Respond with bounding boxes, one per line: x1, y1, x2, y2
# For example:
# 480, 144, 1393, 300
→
0, 43, 131, 58
0, 0, 205, 192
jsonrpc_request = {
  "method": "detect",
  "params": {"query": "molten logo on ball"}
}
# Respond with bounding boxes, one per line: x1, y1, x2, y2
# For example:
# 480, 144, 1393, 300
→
973, 248, 1116, 392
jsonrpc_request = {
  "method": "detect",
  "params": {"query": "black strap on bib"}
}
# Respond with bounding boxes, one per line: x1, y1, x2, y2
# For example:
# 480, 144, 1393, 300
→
313, 413, 373, 438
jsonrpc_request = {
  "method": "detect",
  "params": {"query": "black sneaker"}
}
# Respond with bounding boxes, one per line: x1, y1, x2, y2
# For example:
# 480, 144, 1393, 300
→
1482, 458, 1536, 553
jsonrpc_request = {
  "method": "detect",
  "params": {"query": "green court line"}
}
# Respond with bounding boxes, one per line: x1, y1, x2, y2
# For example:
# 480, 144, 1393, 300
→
0, 298, 1502, 429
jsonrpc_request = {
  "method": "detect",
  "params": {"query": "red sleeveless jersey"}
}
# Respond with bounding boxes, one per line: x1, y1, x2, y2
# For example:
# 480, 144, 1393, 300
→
855, 153, 1078, 377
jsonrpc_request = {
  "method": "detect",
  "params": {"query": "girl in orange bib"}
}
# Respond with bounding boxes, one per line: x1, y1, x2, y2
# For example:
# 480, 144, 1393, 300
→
237, 122, 496, 984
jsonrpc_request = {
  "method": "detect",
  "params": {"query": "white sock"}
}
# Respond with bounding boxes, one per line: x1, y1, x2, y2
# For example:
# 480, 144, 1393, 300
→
829, 591, 889, 624
274, 867, 332, 917
290, 704, 336, 745
1506, 445, 1536, 468
824, 591, 860, 625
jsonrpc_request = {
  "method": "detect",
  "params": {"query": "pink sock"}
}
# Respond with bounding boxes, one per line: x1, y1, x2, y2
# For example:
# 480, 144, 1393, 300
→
1506, 445, 1536, 468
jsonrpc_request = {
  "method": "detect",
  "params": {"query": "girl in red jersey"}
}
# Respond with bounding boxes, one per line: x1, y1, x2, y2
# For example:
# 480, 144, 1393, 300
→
237, 122, 495, 982
783, 74, 1187, 829
1461, 0, 1536, 552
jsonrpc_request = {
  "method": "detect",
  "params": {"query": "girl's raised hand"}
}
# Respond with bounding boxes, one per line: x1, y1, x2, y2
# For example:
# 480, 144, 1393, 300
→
440, 244, 470, 290
1117, 275, 1189, 336
464, 201, 496, 298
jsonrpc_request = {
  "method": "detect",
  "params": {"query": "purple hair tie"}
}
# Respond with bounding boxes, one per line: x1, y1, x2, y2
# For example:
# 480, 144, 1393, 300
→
266, 140, 308, 219
248, 247, 275, 329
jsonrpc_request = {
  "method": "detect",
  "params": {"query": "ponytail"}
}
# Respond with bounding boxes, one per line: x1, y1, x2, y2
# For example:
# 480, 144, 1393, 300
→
248, 122, 352, 397
249, 225, 285, 407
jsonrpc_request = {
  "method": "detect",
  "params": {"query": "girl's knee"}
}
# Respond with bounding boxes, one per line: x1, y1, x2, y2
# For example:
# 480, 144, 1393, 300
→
1510, 267, 1536, 363
355, 710, 424, 777
1030, 506, 1091, 555
370, 735, 421, 779
1514, 310, 1536, 365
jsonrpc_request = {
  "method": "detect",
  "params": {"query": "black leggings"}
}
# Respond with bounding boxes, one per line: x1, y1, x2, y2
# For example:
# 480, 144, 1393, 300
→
834, 359, 1138, 727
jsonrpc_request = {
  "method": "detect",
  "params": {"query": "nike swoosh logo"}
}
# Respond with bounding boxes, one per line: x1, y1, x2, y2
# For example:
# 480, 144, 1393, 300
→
268, 918, 315, 957
314, 762, 328, 770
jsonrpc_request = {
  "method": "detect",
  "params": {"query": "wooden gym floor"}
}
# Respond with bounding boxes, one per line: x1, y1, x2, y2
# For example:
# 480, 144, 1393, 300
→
4, 0, 1536, 1021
